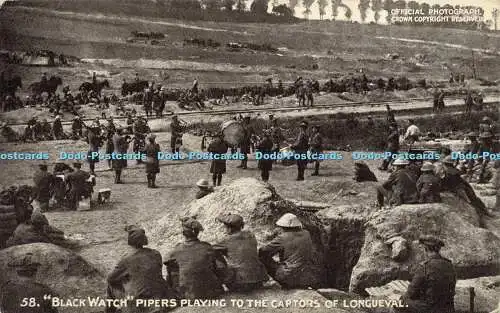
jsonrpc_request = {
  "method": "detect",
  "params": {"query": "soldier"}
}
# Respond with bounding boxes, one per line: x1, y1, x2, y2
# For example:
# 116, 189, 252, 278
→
479, 116, 495, 136
257, 129, 273, 182
404, 119, 420, 144
40, 119, 52, 140
309, 125, 322, 176
464, 90, 474, 115
52, 115, 63, 140
291, 121, 309, 181
65, 162, 91, 210
0, 253, 58, 313
107, 226, 174, 313
126, 113, 134, 134
379, 124, 400, 171
33, 164, 55, 212
214, 214, 269, 292
386, 105, 396, 125
238, 116, 253, 169
87, 122, 102, 175
207, 132, 228, 186
133, 117, 150, 163
464, 132, 480, 174
258, 213, 320, 289
376, 158, 418, 208
153, 86, 164, 117
6, 211, 50, 247
143, 87, 153, 118
145, 134, 160, 188
437, 90, 445, 112
195, 179, 213, 199
105, 117, 116, 169
270, 118, 283, 161
112, 128, 129, 184
396, 236, 456, 313
416, 162, 441, 204
164, 218, 225, 299
478, 131, 494, 183
191, 77, 199, 94
305, 79, 314, 107
71, 116, 84, 139
170, 115, 184, 154
1, 122, 18, 142
432, 88, 440, 113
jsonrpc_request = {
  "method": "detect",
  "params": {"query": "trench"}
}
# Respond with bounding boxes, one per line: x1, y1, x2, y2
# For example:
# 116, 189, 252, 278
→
321, 216, 366, 291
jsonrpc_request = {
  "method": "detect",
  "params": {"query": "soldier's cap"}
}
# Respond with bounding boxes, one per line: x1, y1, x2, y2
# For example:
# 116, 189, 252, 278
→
299, 121, 308, 128
125, 225, 148, 246
196, 178, 210, 188
74, 116, 81, 120
420, 162, 434, 172
31, 210, 49, 226
419, 235, 445, 249
181, 217, 204, 232
467, 131, 478, 138
216, 213, 244, 229
276, 213, 302, 228
479, 132, 493, 139
482, 116, 492, 122
8, 253, 40, 271
269, 114, 274, 119
393, 158, 410, 166
263, 129, 271, 136
55, 115, 61, 120
442, 155, 454, 165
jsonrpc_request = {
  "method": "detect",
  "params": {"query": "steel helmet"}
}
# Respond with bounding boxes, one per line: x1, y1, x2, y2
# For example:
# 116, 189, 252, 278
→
420, 162, 434, 172
276, 213, 302, 228
392, 158, 409, 166
196, 178, 210, 188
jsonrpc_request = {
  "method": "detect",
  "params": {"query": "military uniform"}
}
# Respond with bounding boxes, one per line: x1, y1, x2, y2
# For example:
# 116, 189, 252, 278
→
145, 139, 161, 188
399, 254, 456, 313
309, 130, 322, 176
238, 120, 253, 169
107, 248, 173, 313
213, 230, 268, 292
208, 137, 229, 186
416, 173, 441, 203
52, 118, 63, 139
257, 135, 273, 182
65, 168, 91, 210
143, 89, 153, 117
380, 128, 399, 170
291, 126, 309, 180
6, 223, 50, 247
71, 118, 83, 139
259, 229, 319, 289
377, 168, 418, 207
170, 119, 183, 153
195, 188, 213, 199
33, 169, 55, 211
165, 239, 224, 299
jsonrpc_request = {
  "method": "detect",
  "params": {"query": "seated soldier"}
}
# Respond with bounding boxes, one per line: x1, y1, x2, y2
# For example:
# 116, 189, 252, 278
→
6, 211, 50, 247
376, 158, 418, 208
195, 179, 213, 199
353, 161, 378, 182
214, 214, 268, 292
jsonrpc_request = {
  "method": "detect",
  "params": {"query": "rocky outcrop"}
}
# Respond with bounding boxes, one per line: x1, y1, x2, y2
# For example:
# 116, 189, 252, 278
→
349, 202, 500, 294
149, 178, 328, 286
0, 243, 106, 313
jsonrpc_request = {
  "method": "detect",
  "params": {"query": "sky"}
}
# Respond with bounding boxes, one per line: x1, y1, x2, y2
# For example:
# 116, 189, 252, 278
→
274, 0, 499, 23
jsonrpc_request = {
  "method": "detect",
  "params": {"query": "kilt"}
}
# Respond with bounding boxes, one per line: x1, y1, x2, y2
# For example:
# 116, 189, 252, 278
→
145, 158, 160, 174
258, 159, 273, 171
87, 150, 99, 163
112, 159, 127, 170
210, 160, 226, 174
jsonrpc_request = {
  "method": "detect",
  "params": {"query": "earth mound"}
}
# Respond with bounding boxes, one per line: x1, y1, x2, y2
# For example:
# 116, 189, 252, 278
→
0, 243, 106, 313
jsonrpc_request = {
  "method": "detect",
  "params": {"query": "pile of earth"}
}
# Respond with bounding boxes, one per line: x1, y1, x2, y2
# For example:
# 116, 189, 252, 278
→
0, 243, 106, 313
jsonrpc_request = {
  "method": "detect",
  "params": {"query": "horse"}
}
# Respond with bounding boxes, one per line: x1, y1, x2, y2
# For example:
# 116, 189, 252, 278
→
0, 76, 22, 98
79, 80, 110, 96
29, 76, 62, 96
121, 80, 149, 96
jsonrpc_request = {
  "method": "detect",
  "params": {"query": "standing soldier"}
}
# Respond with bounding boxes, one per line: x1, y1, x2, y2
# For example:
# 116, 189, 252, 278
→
164, 218, 225, 300
112, 128, 128, 184
379, 124, 400, 171
386, 105, 396, 125
214, 214, 269, 292
0, 253, 58, 313
291, 121, 309, 181
33, 164, 55, 212
433, 88, 440, 113
65, 162, 91, 210
170, 115, 184, 154
416, 162, 441, 204
437, 89, 445, 112
309, 125, 322, 176
257, 130, 273, 182
207, 132, 229, 186
238, 116, 253, 169
258, 213, 320, 289
305, 79, 314, 107
52, 115, 63, 140
105, 117, 116, 169
87, 122, 102, 175
133, 117, 150, 164
465, 90, 474, 115
270, 118, 283, 160
145, 134, 160, 188
153, 85, 164, 118
396, 236, 456, 313
191, 77, 199, 94
143, 87, 153, 118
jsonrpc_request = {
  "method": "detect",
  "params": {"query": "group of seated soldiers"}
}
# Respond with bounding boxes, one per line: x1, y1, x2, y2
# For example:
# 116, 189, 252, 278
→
106, 212, 320, 312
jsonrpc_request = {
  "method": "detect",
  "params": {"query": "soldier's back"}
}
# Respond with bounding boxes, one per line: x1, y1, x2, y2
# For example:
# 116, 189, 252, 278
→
423, 256, 456, 309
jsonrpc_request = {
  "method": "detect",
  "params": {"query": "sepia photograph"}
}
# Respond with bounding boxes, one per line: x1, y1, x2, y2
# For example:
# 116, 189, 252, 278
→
0, 0, 499, 312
